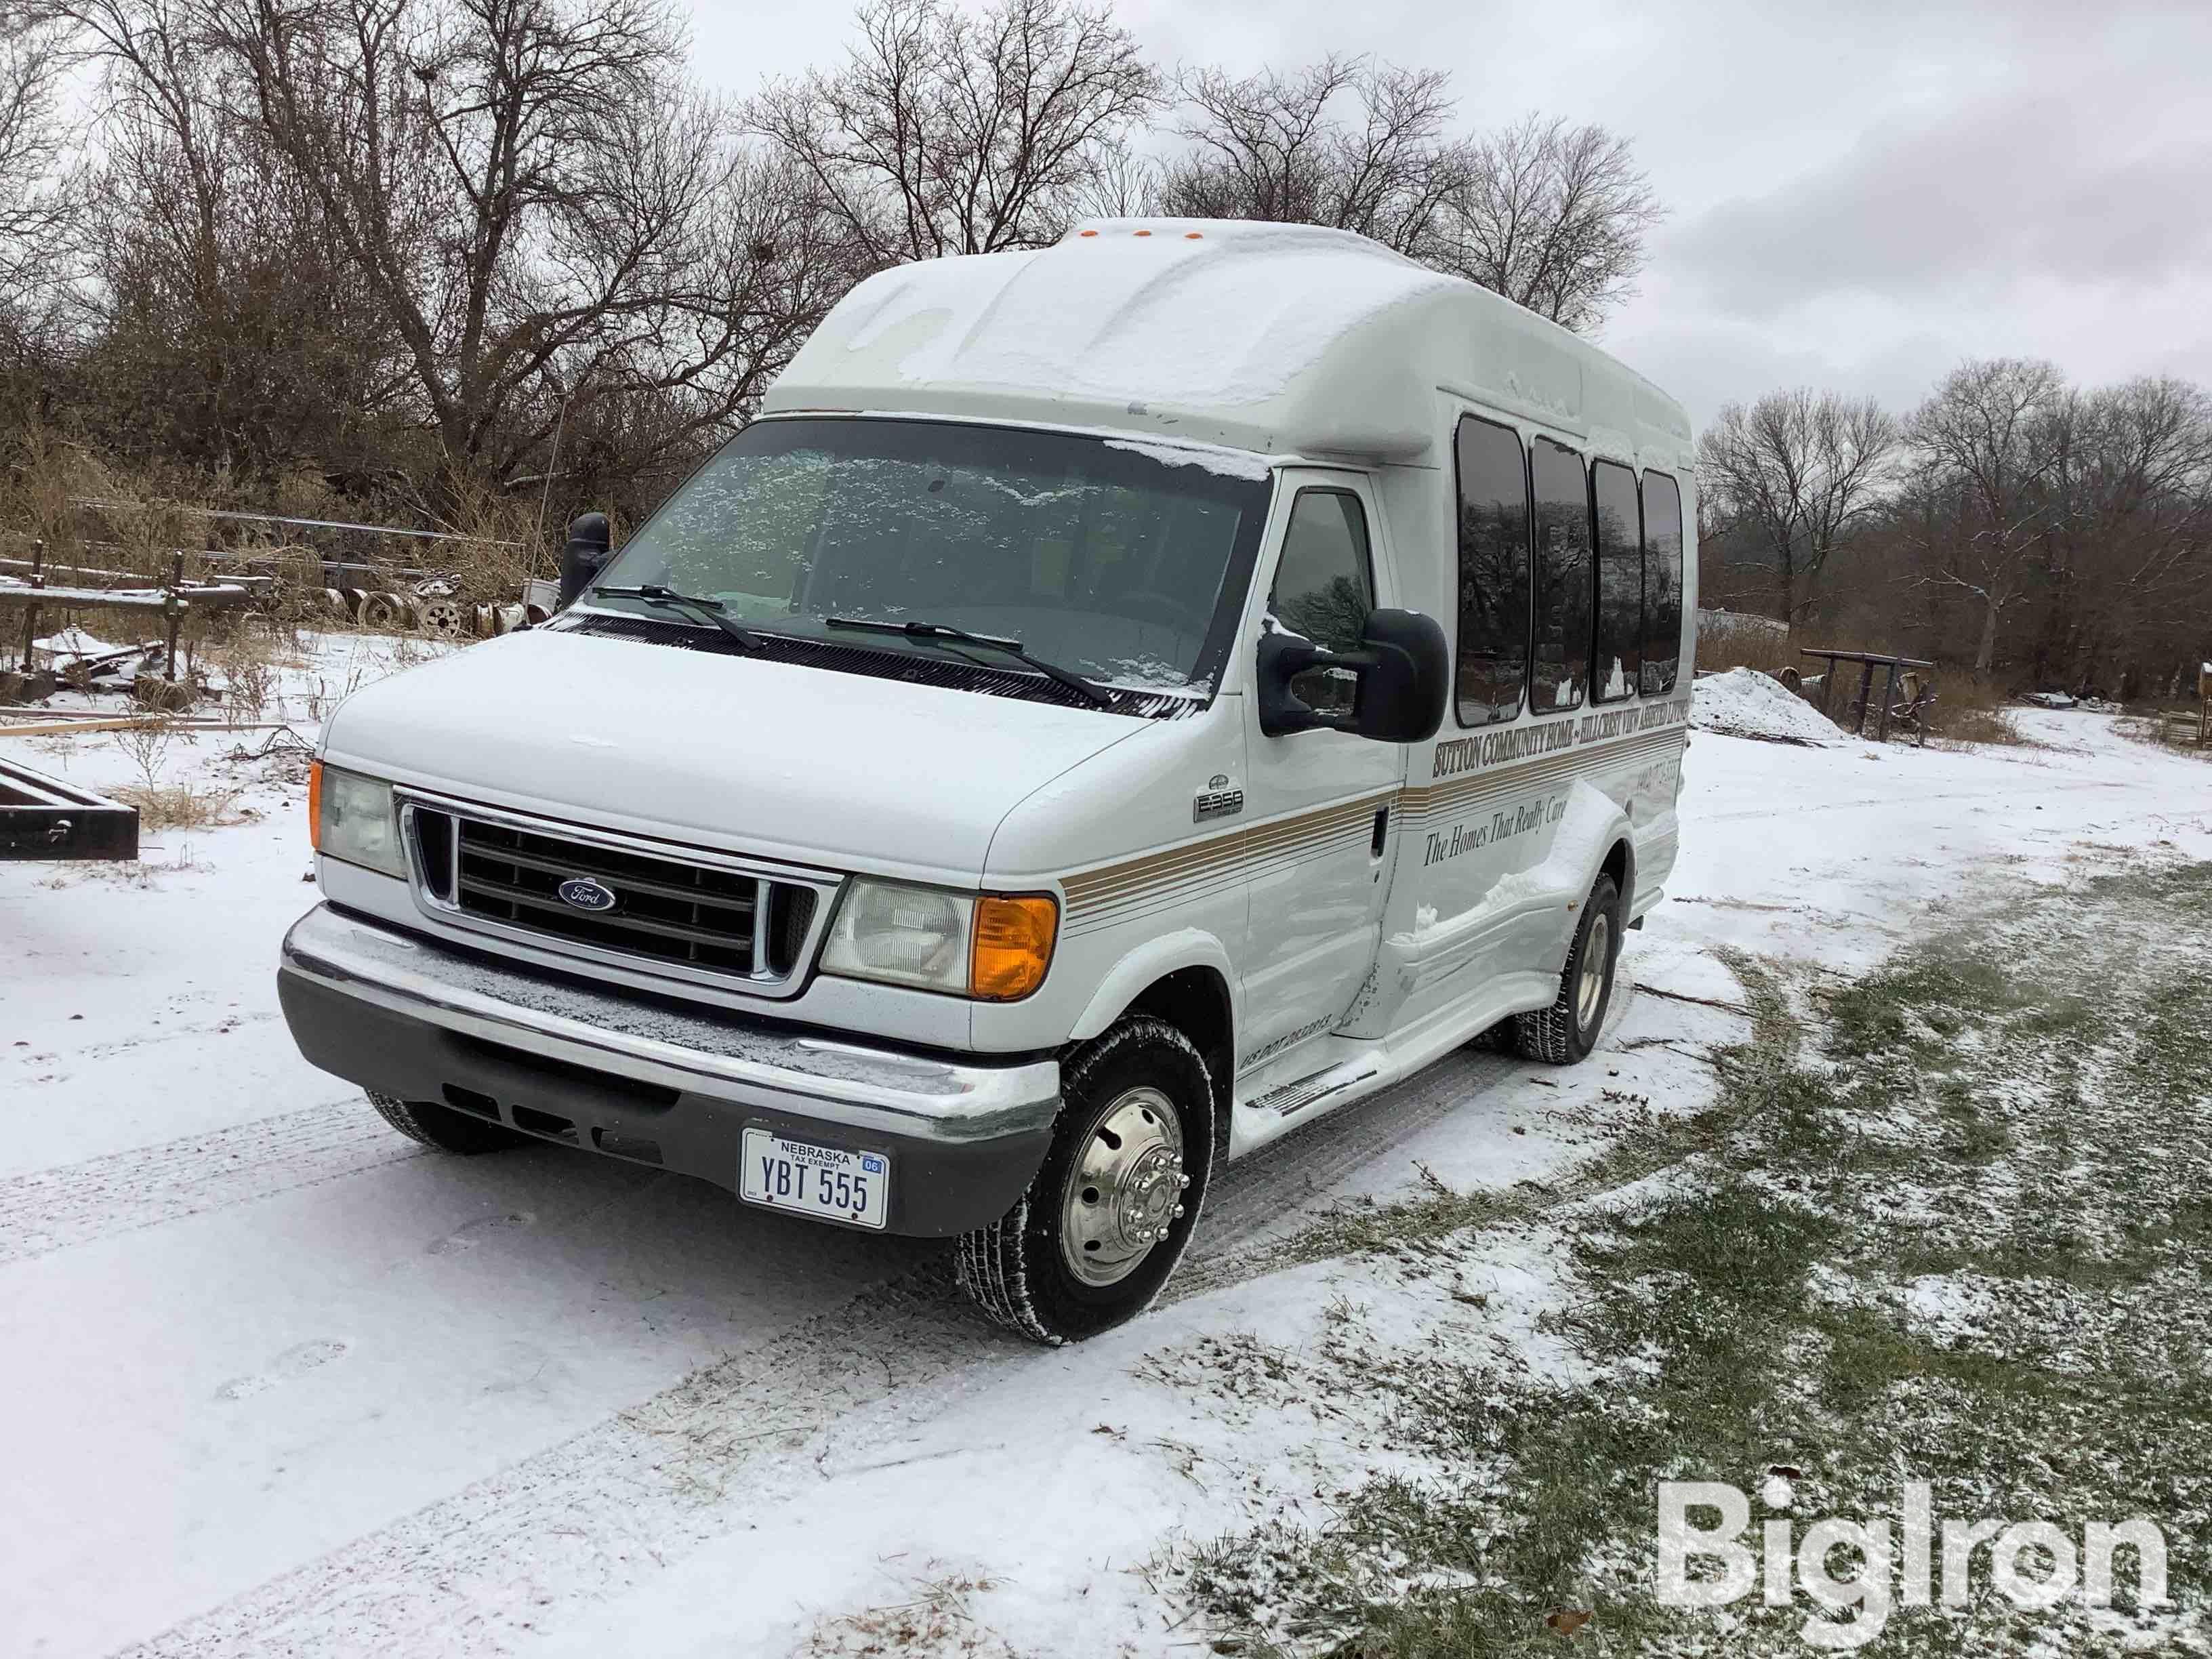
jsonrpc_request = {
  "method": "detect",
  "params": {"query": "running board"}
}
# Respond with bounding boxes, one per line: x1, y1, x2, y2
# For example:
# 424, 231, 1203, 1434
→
1248, 1060, 1380, 1119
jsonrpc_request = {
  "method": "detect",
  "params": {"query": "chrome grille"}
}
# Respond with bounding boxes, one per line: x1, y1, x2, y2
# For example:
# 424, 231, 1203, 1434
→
402, 801, 826, 989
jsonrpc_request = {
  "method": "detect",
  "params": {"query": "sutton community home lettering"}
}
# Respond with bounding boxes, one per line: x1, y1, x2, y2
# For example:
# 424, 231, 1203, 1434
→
1429, 695, 1694, 781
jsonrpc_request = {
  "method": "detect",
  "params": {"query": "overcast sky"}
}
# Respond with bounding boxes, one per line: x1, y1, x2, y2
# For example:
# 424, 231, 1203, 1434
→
681, 0, 2211, 428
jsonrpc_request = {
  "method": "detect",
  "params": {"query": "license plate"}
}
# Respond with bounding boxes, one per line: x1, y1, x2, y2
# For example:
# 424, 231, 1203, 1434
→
739, 1128, 890, 1231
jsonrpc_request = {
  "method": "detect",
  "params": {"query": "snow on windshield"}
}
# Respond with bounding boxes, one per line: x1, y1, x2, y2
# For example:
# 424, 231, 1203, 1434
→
591, 418, 1272, 702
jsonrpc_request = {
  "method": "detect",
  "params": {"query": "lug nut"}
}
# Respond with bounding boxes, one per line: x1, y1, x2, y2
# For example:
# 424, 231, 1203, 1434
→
1178, 1174, 1191, 1189
1171, 1205, 1185, 1219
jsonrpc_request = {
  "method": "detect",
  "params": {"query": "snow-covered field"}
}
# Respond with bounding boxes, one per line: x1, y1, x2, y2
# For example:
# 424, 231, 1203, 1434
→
4, 644, 2209, 1658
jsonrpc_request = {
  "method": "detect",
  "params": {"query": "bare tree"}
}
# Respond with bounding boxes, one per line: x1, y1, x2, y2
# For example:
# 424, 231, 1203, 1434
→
1433, 115, 1662, 333
1907, 359, 2071, 671
47, 0, 403, 479
1698, 390, 1900, 632
0, 1, 75, 367
46, 0, 846, 509
1163, 68, 1658, 334
2036, 376, 2212, 693
1159, 56, 1464, 254
752, 0, 1160, 269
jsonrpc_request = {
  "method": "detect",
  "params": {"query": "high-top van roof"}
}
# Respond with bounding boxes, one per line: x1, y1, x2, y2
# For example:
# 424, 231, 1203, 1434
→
764, 218, 1693, 472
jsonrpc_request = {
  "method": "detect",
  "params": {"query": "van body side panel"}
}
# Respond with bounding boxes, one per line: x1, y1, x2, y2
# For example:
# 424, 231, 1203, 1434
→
1342, 394, 1696, 1048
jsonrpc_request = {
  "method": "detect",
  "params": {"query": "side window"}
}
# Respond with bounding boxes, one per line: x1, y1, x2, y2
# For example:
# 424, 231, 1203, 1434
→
1454, 416, 1530, 728
1591, 459, 1643, 703
1640, 472, 1684, 695
1530, 437, 1591, 714
1268, 488, 1376, 716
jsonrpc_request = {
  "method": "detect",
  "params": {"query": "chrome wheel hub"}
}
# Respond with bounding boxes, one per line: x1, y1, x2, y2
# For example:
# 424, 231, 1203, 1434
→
1576, 909, 1612, 1031
1061, 1086, 1188, 1287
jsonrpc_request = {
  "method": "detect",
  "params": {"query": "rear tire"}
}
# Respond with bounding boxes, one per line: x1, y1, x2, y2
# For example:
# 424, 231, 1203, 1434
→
368, 1091, 529, 1153
957, 1016, 1215, 1345
1512, 873, 1622, 1065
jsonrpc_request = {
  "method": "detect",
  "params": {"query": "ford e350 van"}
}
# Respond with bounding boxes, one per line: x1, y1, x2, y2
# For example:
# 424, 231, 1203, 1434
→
279, 218, 1696, 1344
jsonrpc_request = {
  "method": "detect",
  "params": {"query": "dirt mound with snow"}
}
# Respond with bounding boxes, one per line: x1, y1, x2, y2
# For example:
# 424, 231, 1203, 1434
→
1692, 667, 1843, 746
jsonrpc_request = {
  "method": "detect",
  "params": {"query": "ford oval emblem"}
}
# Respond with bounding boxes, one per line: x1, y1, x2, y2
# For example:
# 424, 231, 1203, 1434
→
557, 877, 618, 913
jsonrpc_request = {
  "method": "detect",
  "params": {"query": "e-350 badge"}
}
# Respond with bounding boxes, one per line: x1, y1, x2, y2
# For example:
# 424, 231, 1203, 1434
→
1193, 774, 1244, 823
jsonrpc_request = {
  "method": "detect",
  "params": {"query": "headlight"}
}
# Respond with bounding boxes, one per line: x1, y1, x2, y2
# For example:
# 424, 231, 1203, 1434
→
821, 879, 1057, 1001
308, 761, 405, 878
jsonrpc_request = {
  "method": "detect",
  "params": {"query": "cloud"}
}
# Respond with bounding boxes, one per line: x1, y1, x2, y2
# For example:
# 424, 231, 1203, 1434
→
1667, 94, 2212, 317
678, 0, 2212, 425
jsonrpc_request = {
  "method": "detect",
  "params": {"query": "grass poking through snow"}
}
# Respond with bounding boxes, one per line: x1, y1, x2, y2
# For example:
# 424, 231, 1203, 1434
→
1168, 859, 2211, 1656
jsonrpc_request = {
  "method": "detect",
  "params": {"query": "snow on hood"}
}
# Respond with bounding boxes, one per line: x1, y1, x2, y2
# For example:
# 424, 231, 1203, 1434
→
319, 629, 1145, 882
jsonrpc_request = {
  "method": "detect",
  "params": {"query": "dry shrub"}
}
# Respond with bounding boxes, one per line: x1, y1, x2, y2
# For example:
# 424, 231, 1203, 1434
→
1694, 611, 1795, 676
438, 476, 554, 597
111, 781, 249, 831
1925, 673, 2029, 747
109, 714, 178, 788
209, 627, 283, 722
0, 421, 100, 566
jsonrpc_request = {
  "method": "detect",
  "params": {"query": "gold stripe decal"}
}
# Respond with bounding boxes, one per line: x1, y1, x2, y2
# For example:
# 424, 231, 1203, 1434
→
1060, 706, 1690, 926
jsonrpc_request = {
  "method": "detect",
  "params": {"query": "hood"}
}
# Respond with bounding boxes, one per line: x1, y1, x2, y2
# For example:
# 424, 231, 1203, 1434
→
320, 628, 1149, 883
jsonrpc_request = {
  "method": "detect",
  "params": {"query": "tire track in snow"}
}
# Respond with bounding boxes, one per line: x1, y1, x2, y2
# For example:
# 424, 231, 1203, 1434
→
109, 999, 1644, 1657
117, 1263, 1027, 1659
1194, 1044, 1521, 1261
0, 1103, 419, 1265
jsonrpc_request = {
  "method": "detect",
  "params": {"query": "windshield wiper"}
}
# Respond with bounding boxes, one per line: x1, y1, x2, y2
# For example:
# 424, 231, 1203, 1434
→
591, 584, 764, 654
825, 615, 1112, 708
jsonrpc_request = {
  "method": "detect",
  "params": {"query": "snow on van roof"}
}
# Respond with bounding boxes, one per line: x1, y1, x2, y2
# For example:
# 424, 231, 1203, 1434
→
762, 218, 1693, 470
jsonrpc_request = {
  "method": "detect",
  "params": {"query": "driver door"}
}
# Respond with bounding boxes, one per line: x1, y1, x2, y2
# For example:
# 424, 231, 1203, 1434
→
1236, 472, 1404, 1075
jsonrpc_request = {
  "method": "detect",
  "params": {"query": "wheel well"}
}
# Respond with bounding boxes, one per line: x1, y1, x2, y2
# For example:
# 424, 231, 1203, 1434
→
1122, 966, 1233, 1160
1602, 838, 1634, 907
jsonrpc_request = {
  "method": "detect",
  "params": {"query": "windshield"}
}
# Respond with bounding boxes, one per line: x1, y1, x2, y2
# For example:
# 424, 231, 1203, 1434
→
586, 418, 1273, 697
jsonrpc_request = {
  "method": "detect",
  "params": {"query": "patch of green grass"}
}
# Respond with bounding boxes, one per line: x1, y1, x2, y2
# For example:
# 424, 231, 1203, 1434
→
1170, 861, 2212, 1656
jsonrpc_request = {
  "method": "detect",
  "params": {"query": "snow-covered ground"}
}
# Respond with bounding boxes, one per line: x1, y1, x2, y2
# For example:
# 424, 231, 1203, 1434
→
4, 646, 2209, 1658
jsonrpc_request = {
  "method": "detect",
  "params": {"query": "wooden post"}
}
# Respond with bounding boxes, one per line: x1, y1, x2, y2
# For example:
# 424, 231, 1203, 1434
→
1852, 659, 1876, 735
1876, 660, 1899, 742
163, 550, 184, 682
18, 539, 43, 672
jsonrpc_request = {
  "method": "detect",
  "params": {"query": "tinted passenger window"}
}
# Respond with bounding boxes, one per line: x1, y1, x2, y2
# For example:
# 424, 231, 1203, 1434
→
1640, 472, 1684, 695
1591, 459, 1642, 703
1454, 417, 1529, 728
1530, 438, 1591, 714
1269, 489, 1375, 716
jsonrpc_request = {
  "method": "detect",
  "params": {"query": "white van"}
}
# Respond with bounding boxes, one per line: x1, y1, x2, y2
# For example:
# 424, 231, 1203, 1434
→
280, 220, 1695, 1343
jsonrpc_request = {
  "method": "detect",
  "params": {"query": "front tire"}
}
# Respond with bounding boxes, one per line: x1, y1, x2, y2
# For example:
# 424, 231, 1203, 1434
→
957, 1016, 1215, 1345
1512, 873, 1622, 1065
368, 1091, 530, 1153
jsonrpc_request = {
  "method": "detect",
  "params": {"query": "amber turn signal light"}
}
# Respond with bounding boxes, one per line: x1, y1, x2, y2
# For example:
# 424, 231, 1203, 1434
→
969, 895, 1058, 1002
306, 758, 323, 852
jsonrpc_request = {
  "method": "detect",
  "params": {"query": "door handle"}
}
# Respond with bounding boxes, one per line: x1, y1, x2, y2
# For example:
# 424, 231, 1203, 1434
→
1370, 806, 1389, 858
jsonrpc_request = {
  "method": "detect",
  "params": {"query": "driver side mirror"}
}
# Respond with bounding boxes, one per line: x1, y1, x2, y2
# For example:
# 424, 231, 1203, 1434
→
1257, 607, 1449, 742
556, 512, 613, 609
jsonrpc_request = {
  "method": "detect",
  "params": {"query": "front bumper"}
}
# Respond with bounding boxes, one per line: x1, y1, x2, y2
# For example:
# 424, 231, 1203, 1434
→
277, 905, 1063, 1237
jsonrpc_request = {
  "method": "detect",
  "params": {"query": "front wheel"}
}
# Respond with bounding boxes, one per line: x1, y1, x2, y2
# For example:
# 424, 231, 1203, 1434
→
957, 1016, 1215, 1345
1512, 872, 1622, 1065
